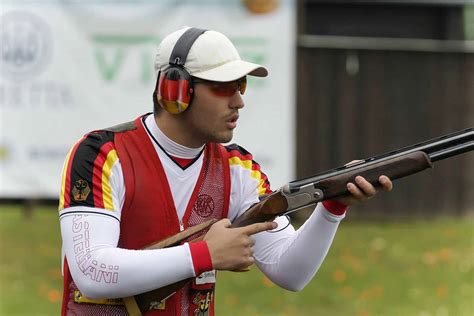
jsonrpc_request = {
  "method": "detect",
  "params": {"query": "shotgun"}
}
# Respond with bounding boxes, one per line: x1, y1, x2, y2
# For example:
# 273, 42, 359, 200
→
124, 127, 473, 315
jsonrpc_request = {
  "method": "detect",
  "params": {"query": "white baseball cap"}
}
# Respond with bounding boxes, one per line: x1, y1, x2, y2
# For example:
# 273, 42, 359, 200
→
154, 27, 268, 82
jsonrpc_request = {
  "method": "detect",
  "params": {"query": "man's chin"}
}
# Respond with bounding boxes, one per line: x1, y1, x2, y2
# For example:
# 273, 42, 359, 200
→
213, 131, 233, 144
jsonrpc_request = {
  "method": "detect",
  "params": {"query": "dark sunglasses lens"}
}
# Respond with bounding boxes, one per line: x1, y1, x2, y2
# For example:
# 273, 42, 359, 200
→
212, 82, 238, 96
204, 77, 247, 97
212, 84, 234, 96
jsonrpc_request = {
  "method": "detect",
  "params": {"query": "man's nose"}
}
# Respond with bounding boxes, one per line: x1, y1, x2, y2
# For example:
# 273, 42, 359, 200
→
229, 92, 245, 109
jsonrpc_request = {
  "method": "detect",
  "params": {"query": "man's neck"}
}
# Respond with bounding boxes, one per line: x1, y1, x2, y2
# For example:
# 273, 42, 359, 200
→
154, 114, 205, 149
150, 114, 204, 158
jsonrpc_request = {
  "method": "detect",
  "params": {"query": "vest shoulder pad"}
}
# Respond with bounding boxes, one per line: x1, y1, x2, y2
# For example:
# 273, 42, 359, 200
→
103, 121, 136, 133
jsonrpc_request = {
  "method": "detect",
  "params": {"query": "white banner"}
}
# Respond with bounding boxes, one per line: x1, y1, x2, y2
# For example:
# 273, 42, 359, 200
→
0, 0, 295, 198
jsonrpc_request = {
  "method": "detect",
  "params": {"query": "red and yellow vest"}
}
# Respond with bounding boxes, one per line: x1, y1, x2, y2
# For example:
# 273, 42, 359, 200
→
62, 116, 230, 316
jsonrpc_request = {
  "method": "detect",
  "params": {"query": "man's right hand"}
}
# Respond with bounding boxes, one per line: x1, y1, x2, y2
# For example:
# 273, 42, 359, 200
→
203, 219, 277, 271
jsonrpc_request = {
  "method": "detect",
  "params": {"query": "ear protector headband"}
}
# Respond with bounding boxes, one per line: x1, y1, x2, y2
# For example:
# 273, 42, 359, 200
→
155, 28, 207, 114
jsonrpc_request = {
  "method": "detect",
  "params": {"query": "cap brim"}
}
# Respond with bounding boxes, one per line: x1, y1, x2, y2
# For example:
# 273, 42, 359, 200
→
191, 60, 268, 82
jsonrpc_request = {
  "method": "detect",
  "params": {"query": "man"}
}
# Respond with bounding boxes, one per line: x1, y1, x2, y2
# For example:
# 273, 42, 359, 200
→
59, 27, 392, 315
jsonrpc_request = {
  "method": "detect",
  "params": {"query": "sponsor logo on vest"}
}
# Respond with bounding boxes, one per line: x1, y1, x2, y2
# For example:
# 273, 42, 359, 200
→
0, 11, 53, 81
73, 290, 123, 305
148, 300, 166, 310
192, 291, 212, 316
196, 270, 216, 285
193, 194, 214, 218
72, 179, 91, 201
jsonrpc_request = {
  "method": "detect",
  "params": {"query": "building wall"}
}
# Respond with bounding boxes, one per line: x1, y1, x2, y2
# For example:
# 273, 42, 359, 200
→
296, 1, 474, 217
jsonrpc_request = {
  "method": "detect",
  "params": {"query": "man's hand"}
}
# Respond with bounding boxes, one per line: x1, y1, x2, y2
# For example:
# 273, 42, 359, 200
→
333, 175, 393, 206
203, 219, 277, 271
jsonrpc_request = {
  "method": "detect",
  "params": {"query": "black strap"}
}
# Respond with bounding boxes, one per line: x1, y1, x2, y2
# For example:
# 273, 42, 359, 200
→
169, 28, 207, 66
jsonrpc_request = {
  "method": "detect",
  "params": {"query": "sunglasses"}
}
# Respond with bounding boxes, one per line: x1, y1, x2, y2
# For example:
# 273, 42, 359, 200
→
193, 77, 247, 97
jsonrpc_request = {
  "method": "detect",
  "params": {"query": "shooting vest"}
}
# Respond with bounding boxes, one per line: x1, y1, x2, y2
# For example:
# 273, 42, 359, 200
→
61, 115, 231, 316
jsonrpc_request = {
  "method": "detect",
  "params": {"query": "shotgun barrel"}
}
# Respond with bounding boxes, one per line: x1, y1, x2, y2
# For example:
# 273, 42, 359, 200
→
287, 127, 473, 193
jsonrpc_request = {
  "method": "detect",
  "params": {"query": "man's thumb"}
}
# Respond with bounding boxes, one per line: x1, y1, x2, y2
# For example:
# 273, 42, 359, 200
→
214, 218, 231, 228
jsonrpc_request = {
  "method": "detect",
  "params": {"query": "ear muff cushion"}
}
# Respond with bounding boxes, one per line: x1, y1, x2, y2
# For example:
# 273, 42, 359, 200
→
157, 67, 193, 114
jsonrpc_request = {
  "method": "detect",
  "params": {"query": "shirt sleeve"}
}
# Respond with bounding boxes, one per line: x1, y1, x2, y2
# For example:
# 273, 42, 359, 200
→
225, 144, 272, 221
60, 210, 197, 298
58, 131, 125, 220
252, 203, 345, 291
225, 143, 345, 291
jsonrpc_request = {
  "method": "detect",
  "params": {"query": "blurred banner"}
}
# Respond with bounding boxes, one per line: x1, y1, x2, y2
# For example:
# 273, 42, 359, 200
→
0, 0, 295, 198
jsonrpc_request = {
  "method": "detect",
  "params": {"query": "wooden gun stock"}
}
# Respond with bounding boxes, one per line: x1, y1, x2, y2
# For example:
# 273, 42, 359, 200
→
230, 192, 289, 228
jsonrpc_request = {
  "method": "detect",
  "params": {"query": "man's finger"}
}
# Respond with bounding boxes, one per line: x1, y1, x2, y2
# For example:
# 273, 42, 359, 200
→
347, 182, 365, 201
355, 176, 377, 197
379, 175, 393, 191
240, 221, 277, 235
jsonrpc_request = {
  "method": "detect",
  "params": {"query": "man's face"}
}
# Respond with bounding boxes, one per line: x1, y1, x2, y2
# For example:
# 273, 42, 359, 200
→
182, 78, 245, 146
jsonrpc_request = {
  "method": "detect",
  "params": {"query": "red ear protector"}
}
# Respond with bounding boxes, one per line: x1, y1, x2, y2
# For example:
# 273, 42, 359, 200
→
154, 28, 207, 114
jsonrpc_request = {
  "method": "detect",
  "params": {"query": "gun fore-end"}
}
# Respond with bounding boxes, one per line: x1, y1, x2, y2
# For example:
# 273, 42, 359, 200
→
318, 151, 433, 200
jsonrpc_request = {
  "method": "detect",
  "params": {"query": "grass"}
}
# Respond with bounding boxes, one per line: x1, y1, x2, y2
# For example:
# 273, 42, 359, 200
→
0, 205, 473, 316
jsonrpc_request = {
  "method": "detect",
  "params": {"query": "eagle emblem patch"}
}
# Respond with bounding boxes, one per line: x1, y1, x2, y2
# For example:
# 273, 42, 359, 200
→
72, 179, 91, 201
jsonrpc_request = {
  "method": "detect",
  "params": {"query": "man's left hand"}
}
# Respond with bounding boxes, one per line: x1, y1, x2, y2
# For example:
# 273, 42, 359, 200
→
333, 175, 393, 206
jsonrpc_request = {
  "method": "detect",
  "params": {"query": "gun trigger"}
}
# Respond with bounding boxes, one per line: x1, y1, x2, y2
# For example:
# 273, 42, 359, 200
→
313, 191, 322, 199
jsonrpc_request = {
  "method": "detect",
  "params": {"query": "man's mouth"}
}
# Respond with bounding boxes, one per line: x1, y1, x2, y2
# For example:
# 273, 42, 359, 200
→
226, 113, 239, 129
